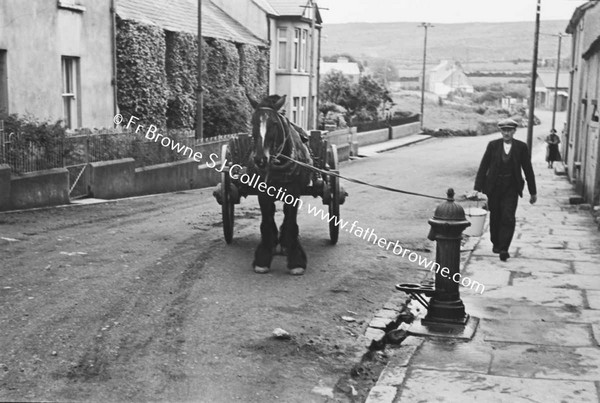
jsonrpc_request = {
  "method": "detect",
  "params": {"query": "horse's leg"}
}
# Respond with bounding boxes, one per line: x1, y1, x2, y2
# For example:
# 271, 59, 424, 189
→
253, 193, 278, 273
280, 189, 307, 275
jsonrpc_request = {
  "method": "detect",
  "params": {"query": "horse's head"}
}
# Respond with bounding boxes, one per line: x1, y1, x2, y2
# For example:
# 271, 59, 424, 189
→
248, 94, 290, 169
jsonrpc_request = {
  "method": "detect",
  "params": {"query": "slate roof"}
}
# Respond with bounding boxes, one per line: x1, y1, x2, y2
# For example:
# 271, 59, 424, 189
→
117, 0, 266, 46
251, 0, 278, 15
267, 0, 322, 22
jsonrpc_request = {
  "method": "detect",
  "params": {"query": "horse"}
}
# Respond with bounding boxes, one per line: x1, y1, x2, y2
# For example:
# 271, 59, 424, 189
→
247, 94, 313, 275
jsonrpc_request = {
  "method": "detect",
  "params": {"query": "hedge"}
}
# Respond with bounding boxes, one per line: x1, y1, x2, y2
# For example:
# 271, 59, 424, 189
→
116, 17, 168, 129
165, 31, 198, 129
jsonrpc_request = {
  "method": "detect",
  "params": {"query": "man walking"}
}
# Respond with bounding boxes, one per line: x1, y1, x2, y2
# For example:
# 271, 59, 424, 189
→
474, 119, 537, 261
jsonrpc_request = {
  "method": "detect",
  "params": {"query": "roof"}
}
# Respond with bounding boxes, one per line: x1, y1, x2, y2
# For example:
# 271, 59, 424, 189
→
567, 1, 598, 34
320, 61, 360, 76
251, 0, 278, 15
267, 0, 322, 23
537, 72, 570, 89
117, 0, 266, 46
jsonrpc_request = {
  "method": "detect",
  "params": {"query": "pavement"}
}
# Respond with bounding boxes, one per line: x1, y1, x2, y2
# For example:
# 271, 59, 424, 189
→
355, 133, 433, 157
364, 139, 600, 402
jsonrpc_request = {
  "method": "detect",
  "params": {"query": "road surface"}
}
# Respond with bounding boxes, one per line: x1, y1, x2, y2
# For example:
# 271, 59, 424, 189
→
0, 112, 555, 402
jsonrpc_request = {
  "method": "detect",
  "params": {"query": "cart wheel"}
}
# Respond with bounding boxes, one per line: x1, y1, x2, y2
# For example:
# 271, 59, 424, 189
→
221, 144, 234, 244
328, 145, 340, 245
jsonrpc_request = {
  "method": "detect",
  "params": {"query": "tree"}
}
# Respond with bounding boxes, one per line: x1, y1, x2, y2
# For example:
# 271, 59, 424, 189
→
320, 72, 393, 124
368, 58, 400, 83
320, 71, 353, 110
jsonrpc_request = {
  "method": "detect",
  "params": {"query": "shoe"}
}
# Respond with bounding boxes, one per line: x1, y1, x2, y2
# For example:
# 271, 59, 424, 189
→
289, 267, 305, 276
254, 266, 270, 274
499, 251, 510, 261
492, 246, 500, 254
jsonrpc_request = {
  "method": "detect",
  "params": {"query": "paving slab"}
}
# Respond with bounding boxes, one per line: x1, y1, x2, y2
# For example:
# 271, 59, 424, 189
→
579, 309, 600, 324
512, 273, 600, 291
574, 261, 600, 276
466, 254, 572, 274
397, 369, 598, 403
460, 265, 511, 287
490, 344, 600, 381
468, 285, 583, 307
481, 319, 594, 346
409, 338, 492, 373
587, 290, 600, 310
461, 295, 584, 322
517, 246, 596, 262
593, 324, 600, 345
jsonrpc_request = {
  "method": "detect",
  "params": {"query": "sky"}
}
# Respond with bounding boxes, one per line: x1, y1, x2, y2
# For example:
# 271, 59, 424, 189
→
316, 0, 589, 24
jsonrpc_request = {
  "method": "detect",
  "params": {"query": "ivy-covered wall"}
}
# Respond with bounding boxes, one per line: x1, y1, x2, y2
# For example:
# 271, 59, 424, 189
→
239, 45, 269, 101
165, 31, 198, 129
116, 17, 168, 128
116, 17, 270, 137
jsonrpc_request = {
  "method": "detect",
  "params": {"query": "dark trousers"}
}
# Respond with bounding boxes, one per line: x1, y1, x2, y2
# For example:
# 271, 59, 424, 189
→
488, 178, 519, 251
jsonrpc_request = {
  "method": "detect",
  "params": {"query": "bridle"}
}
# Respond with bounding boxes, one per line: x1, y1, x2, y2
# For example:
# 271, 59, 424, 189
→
254, 107, 295, 175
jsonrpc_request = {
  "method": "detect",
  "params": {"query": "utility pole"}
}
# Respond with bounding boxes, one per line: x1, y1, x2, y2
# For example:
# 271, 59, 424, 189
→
551, 32, 566, 132
196, 0, 204, 139
307, 0, 316, 130
419, 23, 433, 131
527, 0, 541, 154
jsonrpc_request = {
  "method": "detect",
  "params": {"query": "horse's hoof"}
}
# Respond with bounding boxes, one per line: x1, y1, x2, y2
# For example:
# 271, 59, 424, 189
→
254, 266, 270, 274
289, 267, 305, 276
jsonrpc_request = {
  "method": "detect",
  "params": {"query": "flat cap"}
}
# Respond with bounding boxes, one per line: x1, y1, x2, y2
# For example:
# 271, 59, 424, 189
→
498, 118, 518, 129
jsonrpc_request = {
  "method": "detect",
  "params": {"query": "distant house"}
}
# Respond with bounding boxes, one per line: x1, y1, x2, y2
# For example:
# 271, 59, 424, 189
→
565, 0, 600, 205
535, 72, 569, 111
320, 57, 361, 84
427, 61, 474, 97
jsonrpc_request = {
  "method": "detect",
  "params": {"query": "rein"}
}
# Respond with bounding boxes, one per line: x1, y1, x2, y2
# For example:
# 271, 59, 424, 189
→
255, 107, 295, 178
275, 154, 448, 201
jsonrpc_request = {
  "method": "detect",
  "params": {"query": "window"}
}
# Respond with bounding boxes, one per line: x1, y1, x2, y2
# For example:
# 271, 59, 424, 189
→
301, 30, 308, 72
0, 50, 7, 118
277, 28, 287, 70
293, 28, 300, 71
300, 97, 307, 127
292, 97, 299, 124
62, 56, 80, 129
57, 0, 85, 12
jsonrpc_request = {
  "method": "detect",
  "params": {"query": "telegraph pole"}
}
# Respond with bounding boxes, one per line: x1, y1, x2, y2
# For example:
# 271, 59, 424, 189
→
419, 23, 433, 131
196, 0, 204, 139
526, 0, 541, 154
551, 32, 565, 132
307, 0, 316, 130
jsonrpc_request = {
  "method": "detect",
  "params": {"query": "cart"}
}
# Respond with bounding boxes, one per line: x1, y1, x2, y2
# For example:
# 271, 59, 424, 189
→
213, 131, 347, 244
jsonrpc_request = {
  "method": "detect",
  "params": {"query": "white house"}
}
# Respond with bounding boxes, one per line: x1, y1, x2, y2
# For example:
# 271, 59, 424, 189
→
320, 57, 361, 84
427, 60, 473, 97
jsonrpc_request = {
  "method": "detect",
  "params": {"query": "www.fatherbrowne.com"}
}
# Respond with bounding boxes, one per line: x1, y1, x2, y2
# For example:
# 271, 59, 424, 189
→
120, 114, 486, 294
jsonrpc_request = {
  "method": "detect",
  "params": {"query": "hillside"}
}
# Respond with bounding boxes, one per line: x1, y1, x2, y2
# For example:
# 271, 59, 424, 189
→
321, 20, 571, 73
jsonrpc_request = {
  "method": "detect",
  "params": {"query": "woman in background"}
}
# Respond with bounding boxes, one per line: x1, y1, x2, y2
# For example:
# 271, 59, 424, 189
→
545, 129, 561, 168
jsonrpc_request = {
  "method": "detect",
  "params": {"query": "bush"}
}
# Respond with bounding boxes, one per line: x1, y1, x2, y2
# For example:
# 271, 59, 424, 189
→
1, 114, 71, 173
422, 127, 478, 137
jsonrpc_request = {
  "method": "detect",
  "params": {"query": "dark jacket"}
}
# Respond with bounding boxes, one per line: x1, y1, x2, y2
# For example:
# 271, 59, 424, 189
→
474, 139, 537, 197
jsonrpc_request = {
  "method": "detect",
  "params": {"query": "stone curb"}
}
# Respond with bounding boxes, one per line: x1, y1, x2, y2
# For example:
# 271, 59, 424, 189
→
362, 230, 485, 403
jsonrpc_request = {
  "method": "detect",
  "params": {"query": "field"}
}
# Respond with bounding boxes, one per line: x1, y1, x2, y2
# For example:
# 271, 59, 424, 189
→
390, 90, 511, 132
